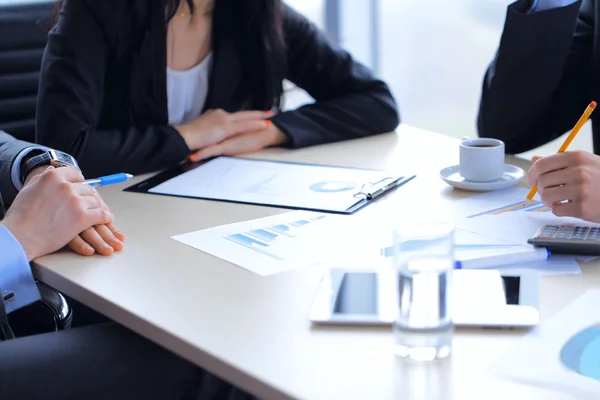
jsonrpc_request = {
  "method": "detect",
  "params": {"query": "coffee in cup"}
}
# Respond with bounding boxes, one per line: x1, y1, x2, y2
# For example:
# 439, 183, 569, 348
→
459, 138, 505, 182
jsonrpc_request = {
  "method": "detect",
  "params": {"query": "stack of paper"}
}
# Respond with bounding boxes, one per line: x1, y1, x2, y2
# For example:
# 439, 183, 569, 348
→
172, 186, 589, 276
448, 186, 600, 275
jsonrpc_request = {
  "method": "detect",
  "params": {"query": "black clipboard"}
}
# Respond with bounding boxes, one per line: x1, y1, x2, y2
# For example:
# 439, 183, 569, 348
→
125, 157, 416, 214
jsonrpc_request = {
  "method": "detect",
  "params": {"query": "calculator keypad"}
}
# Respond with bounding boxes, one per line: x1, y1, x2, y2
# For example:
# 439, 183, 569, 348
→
536, 225, 600, 241
589, 228, 600, 240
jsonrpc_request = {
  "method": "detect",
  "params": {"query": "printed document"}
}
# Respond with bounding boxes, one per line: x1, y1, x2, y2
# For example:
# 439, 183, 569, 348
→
150, 157, 401, 212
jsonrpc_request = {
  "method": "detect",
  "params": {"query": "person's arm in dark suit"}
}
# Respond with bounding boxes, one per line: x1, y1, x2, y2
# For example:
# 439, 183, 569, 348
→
36, 0, 189, 178
477, 0, 591, 154
271, 5, 400, 148
0, 131, 49, 206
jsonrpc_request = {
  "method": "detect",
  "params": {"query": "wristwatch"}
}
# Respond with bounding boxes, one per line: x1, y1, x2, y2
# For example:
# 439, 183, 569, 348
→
20, 149, 80, 184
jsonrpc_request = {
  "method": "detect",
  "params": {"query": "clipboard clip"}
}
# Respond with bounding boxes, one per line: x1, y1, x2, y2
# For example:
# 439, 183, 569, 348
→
353, 176, 401, 201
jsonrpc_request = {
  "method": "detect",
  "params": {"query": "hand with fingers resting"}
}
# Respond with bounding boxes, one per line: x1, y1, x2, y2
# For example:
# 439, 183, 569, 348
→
23, 167, 125, 257
175, 108, 289, 162
527, 151, 600, 222
1, 166, 119, 261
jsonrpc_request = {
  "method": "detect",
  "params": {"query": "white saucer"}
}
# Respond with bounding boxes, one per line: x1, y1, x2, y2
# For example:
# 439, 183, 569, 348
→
440, 164, 525, 191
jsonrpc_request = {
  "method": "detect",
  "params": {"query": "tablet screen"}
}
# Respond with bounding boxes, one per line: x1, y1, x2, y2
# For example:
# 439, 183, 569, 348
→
333, 272, 378, 315
331, 272, 522, 316
501, 276, 520, 305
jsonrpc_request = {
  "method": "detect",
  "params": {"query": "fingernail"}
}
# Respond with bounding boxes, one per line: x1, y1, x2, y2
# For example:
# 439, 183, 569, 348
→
81, 245, 94, 255
188, 154, 197, 162
267, 110, 274, 115
265, 120, 272, 127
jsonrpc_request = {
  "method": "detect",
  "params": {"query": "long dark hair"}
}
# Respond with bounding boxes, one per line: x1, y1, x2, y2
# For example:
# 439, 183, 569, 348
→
52, 0, 286, 111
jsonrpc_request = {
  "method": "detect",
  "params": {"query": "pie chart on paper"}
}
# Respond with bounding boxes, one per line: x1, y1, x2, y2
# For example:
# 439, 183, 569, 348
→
309, 181, 357, 193
560, 323, 600, 382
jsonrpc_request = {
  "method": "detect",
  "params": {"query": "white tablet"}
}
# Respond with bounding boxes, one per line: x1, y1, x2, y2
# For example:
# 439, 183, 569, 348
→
309, 267, 540, 328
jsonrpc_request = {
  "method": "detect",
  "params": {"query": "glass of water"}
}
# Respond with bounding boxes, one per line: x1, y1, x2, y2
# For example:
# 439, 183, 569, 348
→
392, 219, 455, 362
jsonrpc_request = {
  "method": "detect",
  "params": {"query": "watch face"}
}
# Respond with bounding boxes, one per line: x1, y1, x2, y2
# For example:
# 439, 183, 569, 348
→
50, 150, 80, 170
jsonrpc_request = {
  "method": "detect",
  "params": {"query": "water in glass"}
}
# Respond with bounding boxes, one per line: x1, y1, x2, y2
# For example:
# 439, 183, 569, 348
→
392, 221, 454, 362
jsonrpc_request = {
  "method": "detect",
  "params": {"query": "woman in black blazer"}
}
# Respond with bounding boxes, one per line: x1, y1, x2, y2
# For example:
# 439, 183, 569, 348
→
37, 0, 400, 177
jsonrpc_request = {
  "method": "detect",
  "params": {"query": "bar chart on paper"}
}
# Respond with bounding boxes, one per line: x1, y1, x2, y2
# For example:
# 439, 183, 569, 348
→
467, 200, 551, 219
171, 211, 377, 276
453, 188, 569, 244
223, 215, 326, 261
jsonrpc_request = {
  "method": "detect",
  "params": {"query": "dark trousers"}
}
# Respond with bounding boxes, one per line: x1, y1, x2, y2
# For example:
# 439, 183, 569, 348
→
0, 298, 257, 400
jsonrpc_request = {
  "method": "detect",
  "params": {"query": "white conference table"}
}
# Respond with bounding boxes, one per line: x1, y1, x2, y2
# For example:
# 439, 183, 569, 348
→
33, 125, 598, 400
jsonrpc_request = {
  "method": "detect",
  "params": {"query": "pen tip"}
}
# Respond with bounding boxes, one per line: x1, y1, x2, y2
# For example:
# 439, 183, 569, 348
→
126, 173, 134, 179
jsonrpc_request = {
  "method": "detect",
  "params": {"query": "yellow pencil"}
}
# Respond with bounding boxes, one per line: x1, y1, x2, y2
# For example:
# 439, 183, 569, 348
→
526, 100, 597, 200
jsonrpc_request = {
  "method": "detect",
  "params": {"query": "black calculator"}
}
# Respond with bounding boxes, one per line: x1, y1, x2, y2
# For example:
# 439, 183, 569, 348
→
528, 225, 600, 255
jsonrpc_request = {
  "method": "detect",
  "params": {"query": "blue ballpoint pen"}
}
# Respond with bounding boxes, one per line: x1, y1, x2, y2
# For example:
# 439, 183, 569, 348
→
83, 173, 134, 187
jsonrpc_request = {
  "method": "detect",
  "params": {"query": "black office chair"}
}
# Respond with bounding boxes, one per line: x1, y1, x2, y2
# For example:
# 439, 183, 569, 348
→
36, 281, 73, 330
0, 1, 54, 144
0, 1, 72, 340
0, 282, 73, 340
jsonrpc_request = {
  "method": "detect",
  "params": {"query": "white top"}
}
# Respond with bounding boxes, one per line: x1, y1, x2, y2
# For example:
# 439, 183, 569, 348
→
167, 52, 213, 126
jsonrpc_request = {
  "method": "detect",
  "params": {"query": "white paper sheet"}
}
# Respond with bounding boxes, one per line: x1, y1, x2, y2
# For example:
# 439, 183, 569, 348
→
451, 187, 598, 264
490, 290, 600, 399
172, 211, 384, 276
150, 157, 405, 212
173, 207, 582, 276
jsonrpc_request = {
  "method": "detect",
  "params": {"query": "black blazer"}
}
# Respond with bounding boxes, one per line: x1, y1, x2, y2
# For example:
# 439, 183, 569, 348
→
36, 0, 399, 178
477, 0, 598, 154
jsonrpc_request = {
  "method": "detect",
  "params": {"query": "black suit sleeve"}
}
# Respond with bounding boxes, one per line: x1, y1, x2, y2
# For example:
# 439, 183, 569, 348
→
477, 0, 591, 154
0, 131, 33, 206
271, 5, 400, 148
36, 0, 190, 178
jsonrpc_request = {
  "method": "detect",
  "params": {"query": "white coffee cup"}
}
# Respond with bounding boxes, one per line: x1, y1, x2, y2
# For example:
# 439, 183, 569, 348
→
459, 138, 505, 182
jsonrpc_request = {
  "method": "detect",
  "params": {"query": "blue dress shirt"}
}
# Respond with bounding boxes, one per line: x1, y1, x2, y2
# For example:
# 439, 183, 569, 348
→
0, 225, 40, 313
529, 0, 580, 12
0, 145, 48, 313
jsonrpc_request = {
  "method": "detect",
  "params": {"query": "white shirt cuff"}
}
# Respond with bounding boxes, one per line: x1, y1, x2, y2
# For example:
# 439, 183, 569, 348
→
0, 225, 41, 313
11, 146, 50, 192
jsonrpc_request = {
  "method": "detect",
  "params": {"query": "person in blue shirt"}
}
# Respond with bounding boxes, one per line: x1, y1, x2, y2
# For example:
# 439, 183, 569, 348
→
478, 0, 600, 224
0, 131, 256, 399
0, 131, 125, 258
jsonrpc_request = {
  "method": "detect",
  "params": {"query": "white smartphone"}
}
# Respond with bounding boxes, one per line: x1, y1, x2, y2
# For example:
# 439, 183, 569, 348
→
309, 267, 540, 328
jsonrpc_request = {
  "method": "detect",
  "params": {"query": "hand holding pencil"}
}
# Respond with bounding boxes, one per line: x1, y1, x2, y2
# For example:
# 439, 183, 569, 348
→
526, 101, 600, 222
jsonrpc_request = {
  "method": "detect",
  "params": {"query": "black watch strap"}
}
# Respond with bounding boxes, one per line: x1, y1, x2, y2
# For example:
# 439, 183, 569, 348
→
20, 149, 79, 184
19, 150, 47, 184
